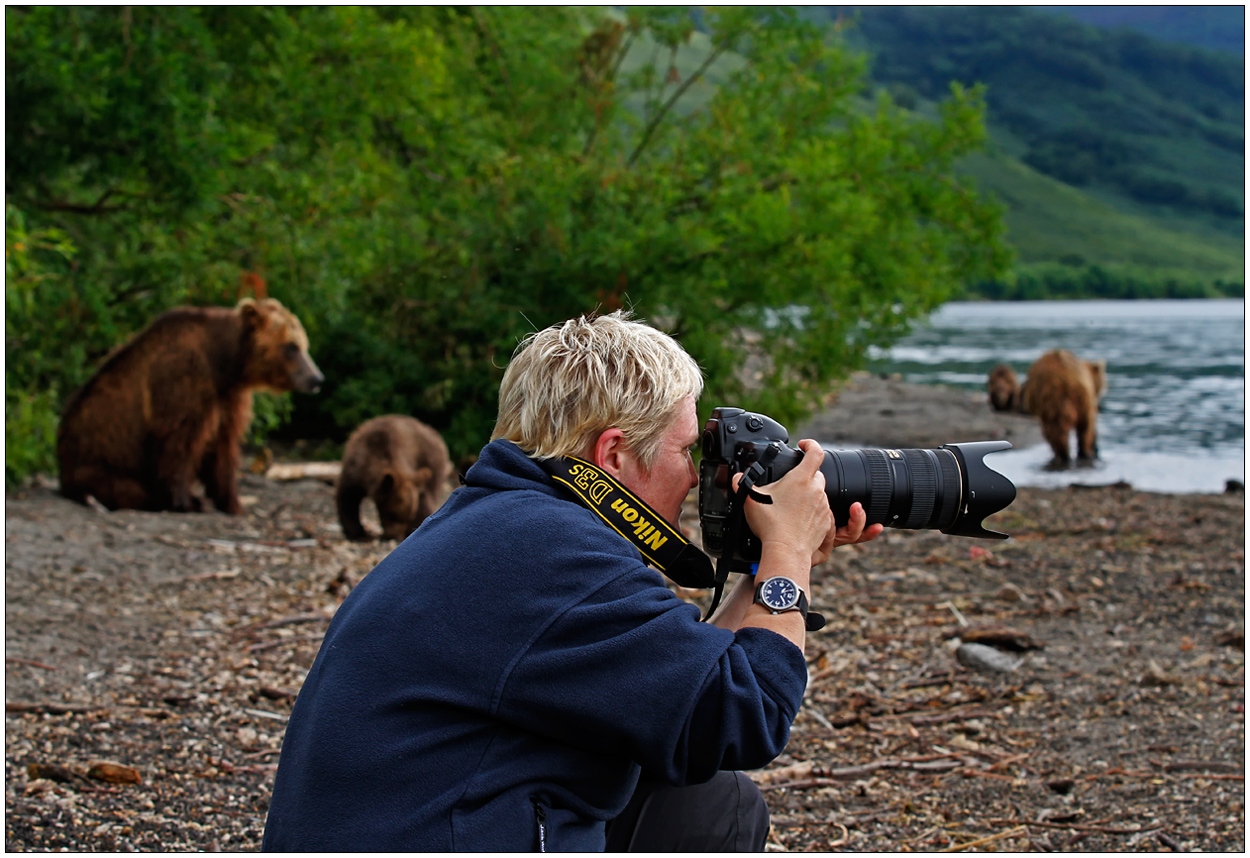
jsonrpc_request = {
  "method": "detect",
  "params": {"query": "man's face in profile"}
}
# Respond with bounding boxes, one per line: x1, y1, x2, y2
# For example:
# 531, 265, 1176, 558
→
617, 396, 700, 527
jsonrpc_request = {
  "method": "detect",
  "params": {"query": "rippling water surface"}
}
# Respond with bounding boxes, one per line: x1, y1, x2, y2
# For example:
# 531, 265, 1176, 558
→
867, 299, 1245, 494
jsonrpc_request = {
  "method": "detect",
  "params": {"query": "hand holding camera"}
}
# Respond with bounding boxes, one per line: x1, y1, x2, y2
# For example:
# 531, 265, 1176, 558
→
732, 438, 831, 565
700, 406, 1017, 575
732, 440, 882, 567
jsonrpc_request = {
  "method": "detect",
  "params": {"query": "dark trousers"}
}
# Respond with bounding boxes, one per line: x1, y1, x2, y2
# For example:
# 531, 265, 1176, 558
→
603, 771, 770, 852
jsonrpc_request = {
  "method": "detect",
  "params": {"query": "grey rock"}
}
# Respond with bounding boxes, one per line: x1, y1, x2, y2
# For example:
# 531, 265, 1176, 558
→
955, 642, 1022, 674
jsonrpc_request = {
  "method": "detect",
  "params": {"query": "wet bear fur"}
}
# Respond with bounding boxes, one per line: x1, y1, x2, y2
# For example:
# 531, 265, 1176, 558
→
57, 298, 324, 514
336, 415, 452, 541
988, 350, 1107, 466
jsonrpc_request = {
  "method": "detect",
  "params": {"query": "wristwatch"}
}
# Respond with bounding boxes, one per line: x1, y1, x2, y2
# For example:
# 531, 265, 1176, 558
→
753, 576, 825, 631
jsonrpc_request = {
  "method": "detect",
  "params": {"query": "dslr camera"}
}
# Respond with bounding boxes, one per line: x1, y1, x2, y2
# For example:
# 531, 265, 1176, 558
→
699, 406, 1017, 573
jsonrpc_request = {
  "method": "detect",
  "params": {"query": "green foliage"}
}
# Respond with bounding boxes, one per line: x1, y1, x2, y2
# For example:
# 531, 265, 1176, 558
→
246, 393, 295, 449
5, 204, 78, 486
6, 7, 232, 210
6, 6, 1010, 474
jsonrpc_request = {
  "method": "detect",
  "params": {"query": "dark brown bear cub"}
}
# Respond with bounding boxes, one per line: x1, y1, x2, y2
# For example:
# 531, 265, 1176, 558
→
57, 298, 323, 514
336, 415, 452, 541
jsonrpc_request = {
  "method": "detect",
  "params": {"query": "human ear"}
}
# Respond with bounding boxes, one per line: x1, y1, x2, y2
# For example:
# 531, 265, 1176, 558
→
590, 428, 630, 479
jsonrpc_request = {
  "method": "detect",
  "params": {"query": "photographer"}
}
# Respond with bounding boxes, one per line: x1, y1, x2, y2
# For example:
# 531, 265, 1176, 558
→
262, 311, 881, 851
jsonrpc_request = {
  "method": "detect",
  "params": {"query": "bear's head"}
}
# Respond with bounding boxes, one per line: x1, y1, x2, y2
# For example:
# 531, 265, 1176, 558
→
987, 364, 1020, 412
1085, 359, 1108, 401
238, 298, 324, 394
376, 467, 435, 539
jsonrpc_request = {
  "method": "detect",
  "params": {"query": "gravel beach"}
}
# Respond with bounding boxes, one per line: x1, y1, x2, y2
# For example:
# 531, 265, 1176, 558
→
5, 376, 1243, 852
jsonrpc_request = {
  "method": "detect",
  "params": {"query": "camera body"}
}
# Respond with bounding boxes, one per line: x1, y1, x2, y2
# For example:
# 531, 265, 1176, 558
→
699, 406, 1017, 573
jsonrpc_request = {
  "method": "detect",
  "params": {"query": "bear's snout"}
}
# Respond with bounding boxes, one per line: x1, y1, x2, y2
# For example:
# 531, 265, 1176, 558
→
294, 354, 325, 393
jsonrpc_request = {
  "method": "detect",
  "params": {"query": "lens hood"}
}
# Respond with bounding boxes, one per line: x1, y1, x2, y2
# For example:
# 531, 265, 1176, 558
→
940, 440, 1016, 539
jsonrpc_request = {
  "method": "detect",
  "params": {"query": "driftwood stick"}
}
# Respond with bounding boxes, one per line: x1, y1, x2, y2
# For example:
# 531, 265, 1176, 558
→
1158, 758, 1243, 774
247, 634, 325, 653
758, 755, 967, 789
1082, 766, 1157, 781
1158, 832, 1184, 849
984, 752, 1032, 771
958, 768, 1017, 782
988, 818, 1167, 835
1177, 773, 1244, 781
6, 702, 97, 715
265, 461, 341, 482
234, 613, 328, 636
899, 671, 957, 690
758, 777, 839, 791
827, 822, 850, 847
940, 825, 1028, 852
903, 707, 995, 727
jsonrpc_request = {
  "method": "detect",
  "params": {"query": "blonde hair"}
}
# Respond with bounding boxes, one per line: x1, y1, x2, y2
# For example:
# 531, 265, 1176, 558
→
492, 311, 704, 469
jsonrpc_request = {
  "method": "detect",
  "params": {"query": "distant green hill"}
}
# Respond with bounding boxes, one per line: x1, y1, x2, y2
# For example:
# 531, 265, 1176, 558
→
814, 5, 1244, 297
1038, 6, 1245, 55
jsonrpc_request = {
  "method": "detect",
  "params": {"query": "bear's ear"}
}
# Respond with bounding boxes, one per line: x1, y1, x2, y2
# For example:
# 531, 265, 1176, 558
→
239, 298, 265, 330
1087, 360, 1108, 394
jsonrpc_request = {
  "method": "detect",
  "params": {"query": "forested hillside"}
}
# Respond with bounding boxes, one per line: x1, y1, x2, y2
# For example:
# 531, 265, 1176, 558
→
1040, 5, 1245, 54
818, 5, 1244, 299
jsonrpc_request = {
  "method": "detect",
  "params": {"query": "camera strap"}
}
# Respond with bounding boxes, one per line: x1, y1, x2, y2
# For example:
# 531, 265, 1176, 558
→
542, 456, 723, 591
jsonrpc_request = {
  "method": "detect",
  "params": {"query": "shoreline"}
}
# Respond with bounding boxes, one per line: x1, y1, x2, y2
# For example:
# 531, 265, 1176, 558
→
794, 372, 1244, 496
793, 371, 1043, 452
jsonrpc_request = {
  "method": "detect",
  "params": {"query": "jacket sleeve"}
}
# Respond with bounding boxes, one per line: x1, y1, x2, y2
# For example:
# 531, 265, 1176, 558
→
494, 558, 809, 786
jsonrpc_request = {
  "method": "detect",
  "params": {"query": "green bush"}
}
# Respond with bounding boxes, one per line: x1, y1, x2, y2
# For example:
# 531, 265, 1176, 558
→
8, 7, 1011, 469
4, 205, 78, 487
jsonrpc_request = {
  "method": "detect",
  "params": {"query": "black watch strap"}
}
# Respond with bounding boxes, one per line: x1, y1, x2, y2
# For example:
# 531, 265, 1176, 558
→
754, 580, 827, 632
805, 610, 826, 632
795, 591, 827, 632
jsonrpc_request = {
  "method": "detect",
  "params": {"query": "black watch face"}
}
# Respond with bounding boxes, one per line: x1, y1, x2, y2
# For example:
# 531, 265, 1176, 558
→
760, 577, 800, 611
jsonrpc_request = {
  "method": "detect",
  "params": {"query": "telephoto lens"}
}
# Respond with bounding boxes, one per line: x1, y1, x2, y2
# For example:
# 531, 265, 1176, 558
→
815, 440, 1016, 538
698, 407, 1017, 570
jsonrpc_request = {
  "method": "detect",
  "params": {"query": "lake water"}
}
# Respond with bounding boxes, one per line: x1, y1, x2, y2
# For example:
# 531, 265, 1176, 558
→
867, 299, 1246, 494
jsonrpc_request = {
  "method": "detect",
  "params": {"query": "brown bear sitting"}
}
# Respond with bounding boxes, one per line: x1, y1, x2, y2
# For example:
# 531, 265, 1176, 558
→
57, 298, 323, 514
336, 415, 452, 541
987, 350, 1107, 466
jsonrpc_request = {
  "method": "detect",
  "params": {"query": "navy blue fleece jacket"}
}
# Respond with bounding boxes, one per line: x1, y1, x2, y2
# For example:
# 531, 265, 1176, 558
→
262, 439, 807, 851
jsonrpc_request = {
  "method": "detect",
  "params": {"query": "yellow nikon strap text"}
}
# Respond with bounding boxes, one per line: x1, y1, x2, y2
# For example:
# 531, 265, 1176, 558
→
543, 456, 720, 590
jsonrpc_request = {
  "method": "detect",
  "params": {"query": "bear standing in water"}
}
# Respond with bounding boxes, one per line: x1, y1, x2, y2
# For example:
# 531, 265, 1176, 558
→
987, 349, 1107, 467
57, 298, 323, 513
336, 415, 452, 541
